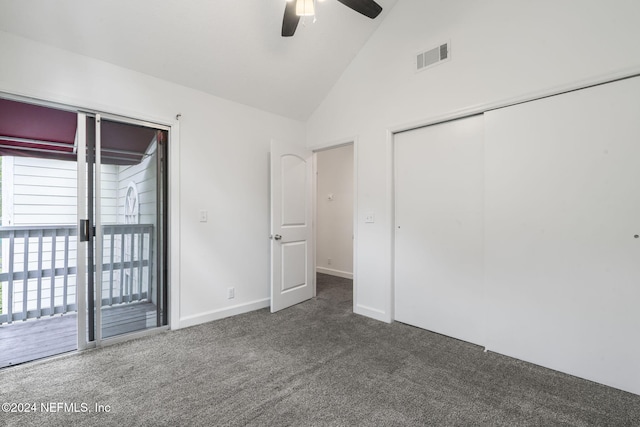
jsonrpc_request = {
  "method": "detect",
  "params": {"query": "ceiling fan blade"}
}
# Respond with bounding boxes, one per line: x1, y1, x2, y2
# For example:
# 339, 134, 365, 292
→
282, 1, 300, 37
336, 0, 383, 19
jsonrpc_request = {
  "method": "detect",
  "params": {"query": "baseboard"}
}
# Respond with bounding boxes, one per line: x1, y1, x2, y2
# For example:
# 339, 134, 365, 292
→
316, 267, 353, 279
177, 298, 270, 329
354, 304, 391, 323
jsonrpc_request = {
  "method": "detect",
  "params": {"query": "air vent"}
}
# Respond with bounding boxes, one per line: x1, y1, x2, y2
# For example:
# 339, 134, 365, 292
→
416, 41, 450, 72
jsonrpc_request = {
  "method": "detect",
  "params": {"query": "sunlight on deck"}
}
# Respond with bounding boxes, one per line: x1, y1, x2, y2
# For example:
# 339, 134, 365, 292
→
0, 302, 157, 368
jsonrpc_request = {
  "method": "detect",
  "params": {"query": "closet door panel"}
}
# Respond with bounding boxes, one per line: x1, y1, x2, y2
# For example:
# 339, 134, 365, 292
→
395, 115, 485, 346
484, 76, 640, 395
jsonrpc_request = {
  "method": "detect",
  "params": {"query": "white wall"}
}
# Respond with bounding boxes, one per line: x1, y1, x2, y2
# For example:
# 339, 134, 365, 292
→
0, 29, 305, 328
306, 0, 640, 322
316, 145, 353, 279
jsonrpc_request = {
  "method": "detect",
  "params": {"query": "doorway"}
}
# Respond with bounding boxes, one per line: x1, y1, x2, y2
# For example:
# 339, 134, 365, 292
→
314, 143, 354, 304
0, 97, 169, 367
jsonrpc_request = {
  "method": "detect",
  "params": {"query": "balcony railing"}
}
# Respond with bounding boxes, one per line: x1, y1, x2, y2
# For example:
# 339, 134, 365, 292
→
0, 224, 154, 324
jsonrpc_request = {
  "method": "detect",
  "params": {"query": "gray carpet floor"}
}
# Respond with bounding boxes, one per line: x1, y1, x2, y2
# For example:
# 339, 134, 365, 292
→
1, 273, 639, 426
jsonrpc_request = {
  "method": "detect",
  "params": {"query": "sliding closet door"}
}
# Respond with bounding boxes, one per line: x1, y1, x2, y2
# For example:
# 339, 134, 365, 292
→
484, 76, 640, 395
395, 115, 484, 345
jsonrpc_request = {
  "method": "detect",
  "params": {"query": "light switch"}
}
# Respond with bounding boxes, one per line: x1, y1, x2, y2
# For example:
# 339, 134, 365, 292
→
365, 212, 375, 223
199, 210, 208, 222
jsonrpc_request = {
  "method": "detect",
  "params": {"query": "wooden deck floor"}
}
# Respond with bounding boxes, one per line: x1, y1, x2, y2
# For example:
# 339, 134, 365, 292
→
0, 302, 158, 368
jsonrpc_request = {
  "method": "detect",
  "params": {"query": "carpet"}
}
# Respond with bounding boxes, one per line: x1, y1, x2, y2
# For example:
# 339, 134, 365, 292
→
1, 273, 638, 426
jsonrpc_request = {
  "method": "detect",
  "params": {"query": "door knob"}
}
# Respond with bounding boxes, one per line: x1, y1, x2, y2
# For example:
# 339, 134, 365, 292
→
274, 234, 282, 241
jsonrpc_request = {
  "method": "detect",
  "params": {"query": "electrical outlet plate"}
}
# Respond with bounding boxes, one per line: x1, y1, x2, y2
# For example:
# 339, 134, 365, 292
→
365, 212, 375, 223
227, 287, 235, 299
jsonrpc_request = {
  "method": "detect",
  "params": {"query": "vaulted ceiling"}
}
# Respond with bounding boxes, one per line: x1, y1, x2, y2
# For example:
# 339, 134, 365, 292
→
0, 0, 399, 121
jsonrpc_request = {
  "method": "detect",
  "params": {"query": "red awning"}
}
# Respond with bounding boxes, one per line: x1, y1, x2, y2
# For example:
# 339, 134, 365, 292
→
0, 98, 77, 161
101, 120, 157, 165
0, 98, 157, 165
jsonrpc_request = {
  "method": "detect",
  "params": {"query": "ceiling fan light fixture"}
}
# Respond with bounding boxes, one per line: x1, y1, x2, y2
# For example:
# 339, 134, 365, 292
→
296, 0, 315, 17
282, 0, 382, 37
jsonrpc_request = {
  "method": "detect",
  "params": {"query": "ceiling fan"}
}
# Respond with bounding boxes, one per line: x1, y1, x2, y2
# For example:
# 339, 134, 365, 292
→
282, 0, 383, 37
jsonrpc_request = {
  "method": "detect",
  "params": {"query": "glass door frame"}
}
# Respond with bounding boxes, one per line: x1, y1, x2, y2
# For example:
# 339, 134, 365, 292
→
77, 111, 170, 349
77, 112, 89, 350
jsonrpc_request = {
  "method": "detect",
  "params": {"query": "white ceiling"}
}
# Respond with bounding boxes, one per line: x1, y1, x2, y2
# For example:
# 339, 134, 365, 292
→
0, 0, 398, 121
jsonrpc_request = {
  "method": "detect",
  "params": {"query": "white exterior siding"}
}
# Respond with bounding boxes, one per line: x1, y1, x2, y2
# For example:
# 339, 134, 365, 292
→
113, 141, 158, 304
3, 156, 118, 226
1, 155, 120, 317
4, 156, 77, 226
100, 164, 118, 224
116, 141, 157, 225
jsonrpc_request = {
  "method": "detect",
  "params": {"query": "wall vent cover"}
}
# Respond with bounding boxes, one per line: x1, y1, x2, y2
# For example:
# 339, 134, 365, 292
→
416, 41, 450, 72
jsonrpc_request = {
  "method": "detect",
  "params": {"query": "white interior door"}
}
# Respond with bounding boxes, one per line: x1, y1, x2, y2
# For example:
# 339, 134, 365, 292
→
394, 115, 485, 345
270, 139, 314, 312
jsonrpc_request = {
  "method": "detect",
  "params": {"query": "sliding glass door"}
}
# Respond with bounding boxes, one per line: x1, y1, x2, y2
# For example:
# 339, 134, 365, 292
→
0, 98, 82, 365
0, 97, 168, 365
78, 113, 168, 345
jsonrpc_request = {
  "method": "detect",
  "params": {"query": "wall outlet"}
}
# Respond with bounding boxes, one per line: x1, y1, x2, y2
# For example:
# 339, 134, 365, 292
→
227, 287, 235, 299
328, 258, 332, 265
365, 212, 375, 223
199, 210, 208, 222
